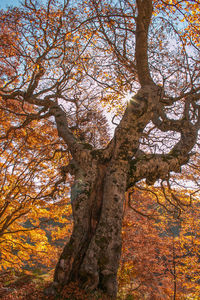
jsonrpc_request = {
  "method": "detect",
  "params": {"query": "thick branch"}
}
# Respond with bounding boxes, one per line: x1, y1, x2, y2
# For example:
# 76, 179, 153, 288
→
128, 107, 199, 187
128, 153, 188, 188
47, 105, 95, 164
152, 107, 199, 156
1, 92, 87, 161
128, 117, 198, 187
135, 0, 153, 86
49, 105, 81, 156
161, 89, 200, 106
152, 113, 182, 132
103, 85, 161, 161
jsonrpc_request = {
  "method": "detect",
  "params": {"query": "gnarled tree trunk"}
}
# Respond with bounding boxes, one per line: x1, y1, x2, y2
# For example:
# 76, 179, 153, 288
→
45, 82, 163, 298
53, 157, 128, 297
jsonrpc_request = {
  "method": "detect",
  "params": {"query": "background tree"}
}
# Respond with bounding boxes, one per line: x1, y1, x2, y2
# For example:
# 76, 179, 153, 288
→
0, 0, 200, 298
119, 179, 200, 299
0, 89, 73, 270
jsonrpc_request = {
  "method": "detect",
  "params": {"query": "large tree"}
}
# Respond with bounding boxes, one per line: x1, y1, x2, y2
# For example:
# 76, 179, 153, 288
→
0, 0, 200, 297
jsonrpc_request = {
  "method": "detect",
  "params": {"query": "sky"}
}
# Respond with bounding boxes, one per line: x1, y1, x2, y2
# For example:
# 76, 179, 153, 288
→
0, 0, 20, 9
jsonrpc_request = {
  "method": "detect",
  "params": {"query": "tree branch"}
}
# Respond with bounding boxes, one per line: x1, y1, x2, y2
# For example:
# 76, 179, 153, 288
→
135, 0, 154, 86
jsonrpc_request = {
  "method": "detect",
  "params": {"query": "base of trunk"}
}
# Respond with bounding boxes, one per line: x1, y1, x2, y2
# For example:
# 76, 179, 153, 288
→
44, 281, 115, 299
46, 230, 120, 298
45, 160, 128, 299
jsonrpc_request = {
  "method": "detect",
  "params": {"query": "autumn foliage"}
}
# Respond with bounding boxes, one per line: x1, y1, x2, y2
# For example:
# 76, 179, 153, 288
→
0, 0, 200, 299
119, 181, 200, 299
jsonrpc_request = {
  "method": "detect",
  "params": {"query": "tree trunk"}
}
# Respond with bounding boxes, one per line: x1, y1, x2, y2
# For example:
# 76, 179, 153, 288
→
51, 157, 128, 298
45, 84, 161, 298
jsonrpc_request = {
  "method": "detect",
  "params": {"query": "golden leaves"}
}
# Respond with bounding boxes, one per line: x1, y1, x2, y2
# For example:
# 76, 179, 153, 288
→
119, 177, 200, 298
0, 98, 72, 271
153, 0, 200, 48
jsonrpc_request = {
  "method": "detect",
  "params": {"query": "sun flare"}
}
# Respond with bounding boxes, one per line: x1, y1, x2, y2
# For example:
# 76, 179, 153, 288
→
123, 92, 135, 103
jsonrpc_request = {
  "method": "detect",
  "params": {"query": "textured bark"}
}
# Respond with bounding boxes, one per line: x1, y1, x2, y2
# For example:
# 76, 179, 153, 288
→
135, 0, 153, 85
50, 157, 127, 298
45, 83, 161, 299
